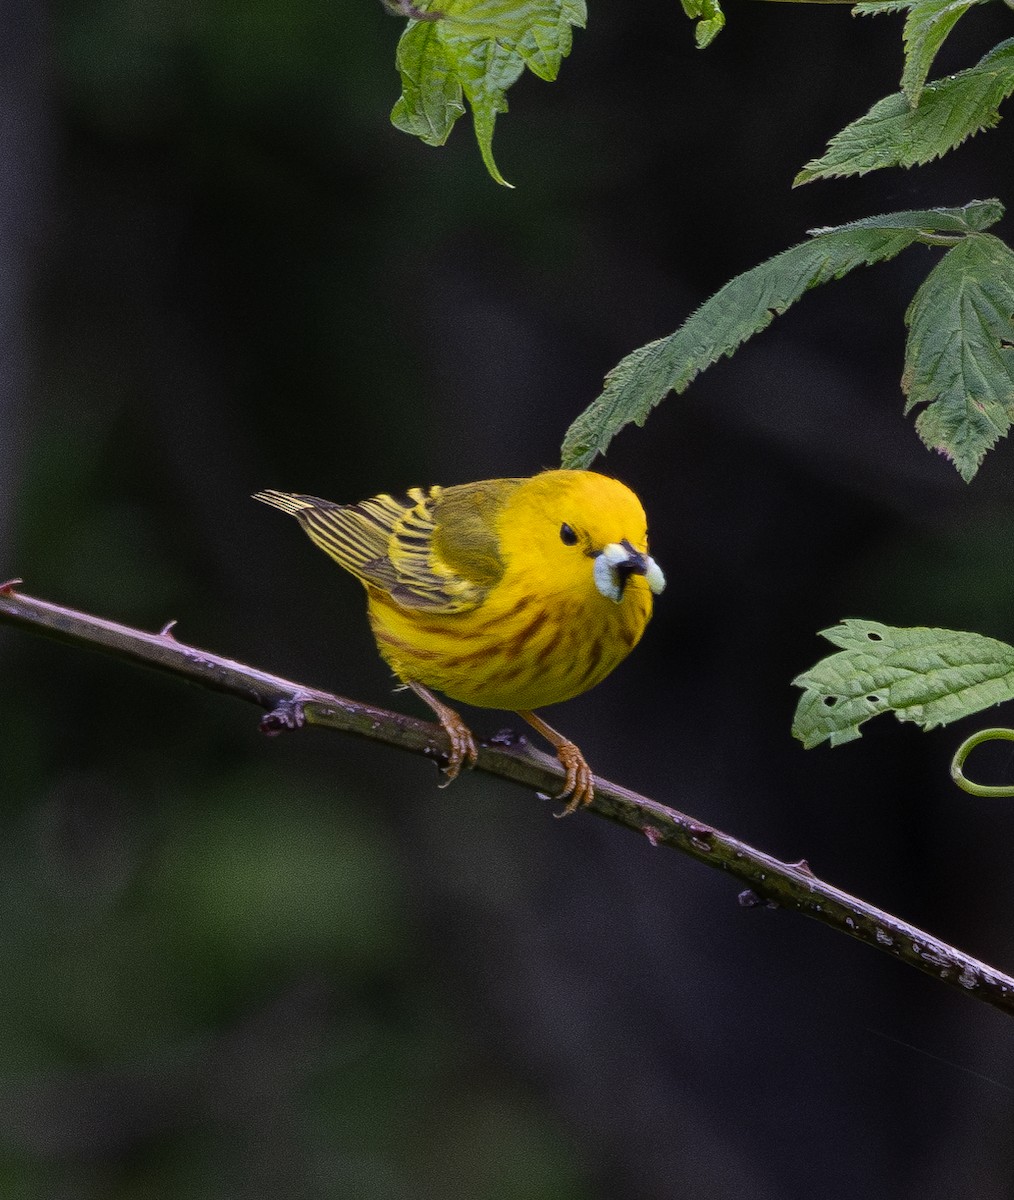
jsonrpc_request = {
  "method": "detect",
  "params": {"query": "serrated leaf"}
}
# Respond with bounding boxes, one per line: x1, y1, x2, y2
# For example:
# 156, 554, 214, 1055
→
792, 620, 1014, 749
390, 0, 587, 186
900, 0, 983, 106
853, 0, 984, 105
559, 202, 1003, 469
853, 1, 914, 13
903, 233, 1014, 481
795, 39, 1014, 184
680, 0, 725, 47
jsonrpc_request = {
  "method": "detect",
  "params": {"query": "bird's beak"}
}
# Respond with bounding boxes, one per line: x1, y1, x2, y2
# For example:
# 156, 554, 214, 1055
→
593, 539, 666, 603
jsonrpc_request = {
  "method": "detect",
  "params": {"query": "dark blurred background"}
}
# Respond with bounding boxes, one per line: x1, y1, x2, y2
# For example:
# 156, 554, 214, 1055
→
4, 1, 1014, 1196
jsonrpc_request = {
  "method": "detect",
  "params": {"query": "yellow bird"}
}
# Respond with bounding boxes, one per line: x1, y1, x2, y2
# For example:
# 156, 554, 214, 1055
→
254, 470, 665, 812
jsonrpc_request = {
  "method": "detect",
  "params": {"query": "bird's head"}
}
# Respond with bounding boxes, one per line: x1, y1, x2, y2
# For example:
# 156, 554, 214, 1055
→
505, 470, 666, 605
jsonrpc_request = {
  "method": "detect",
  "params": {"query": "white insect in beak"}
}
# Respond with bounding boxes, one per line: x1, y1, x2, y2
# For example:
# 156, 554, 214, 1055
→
594, 541, 666, 603
643, 556, 666, 595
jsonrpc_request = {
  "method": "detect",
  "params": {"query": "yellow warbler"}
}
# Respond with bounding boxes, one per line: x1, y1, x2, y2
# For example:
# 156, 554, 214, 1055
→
254, 470, 665, 812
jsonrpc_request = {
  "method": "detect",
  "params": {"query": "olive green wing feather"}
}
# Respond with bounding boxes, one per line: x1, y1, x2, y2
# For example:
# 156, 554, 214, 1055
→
254, 481, 520, 613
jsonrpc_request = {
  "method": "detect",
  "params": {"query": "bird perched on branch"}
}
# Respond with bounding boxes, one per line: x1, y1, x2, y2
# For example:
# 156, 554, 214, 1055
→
254, 470, 665, 813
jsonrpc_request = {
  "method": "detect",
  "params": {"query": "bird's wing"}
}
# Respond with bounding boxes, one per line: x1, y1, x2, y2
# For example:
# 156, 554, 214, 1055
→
255, 483, 517, 612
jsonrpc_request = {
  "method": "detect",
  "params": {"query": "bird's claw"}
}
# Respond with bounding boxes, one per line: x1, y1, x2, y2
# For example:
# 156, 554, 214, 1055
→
552, 741, 594, 817
436, 713, 479, 787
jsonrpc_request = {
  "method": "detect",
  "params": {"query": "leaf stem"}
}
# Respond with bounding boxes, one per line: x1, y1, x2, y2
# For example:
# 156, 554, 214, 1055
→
915, 233, 965, 247
4, 584, 1014, 1016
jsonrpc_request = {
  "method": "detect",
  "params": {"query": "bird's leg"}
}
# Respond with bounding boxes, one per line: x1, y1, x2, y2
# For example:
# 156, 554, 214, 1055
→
517, 710, 594, 815
407, 681, 478, 784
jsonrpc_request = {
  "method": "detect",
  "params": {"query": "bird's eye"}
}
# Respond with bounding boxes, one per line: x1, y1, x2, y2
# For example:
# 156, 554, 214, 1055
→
559, 523, 579, 546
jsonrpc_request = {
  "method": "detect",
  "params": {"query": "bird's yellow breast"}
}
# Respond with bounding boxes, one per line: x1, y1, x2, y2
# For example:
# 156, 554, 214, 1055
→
365, 470, 656, 712
366, 573, 652, 712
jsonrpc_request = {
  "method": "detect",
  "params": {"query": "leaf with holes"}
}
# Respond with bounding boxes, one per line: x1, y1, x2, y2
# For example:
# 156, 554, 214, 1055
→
903, 232, 1014, 481
792, 621, 1014, 749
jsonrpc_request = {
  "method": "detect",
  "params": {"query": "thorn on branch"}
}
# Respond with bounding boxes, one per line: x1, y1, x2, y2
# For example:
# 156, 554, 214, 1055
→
484, 727, 526, 748
643, 825, 663, 847
260, 698, 307, 736
791, 858, 815, 876
685, 823, 715, 853
739, 888, 779, 910
0, 579, 23, 595
159, 620, 178, 639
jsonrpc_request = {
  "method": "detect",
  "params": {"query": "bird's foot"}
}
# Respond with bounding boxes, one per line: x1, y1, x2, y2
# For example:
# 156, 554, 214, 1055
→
552, 740, 595, 817
517, 710, 595, 816
406, 680, 478, 785
435, 709, 479, 787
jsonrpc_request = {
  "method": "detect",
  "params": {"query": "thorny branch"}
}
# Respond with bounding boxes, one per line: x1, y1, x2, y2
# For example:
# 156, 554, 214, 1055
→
3, 581, 1014, 1017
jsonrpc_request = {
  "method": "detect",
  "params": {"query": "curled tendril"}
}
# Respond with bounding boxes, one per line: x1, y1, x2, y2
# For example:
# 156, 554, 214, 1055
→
950, 728, 1014, 797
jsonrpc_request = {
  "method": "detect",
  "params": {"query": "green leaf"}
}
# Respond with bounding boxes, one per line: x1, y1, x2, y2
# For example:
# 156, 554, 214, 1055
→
795, 39, 1014, 184
902, 233, 1014, 481
792, 620, 1014, 749
390, 0, 587, 187
391, 20, 467, 147
900, 0, 983, 106
680, 0, 726, 47
853, 0, 984, 107
852, 1, 914, 12
560, 202, 1003, 469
